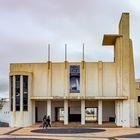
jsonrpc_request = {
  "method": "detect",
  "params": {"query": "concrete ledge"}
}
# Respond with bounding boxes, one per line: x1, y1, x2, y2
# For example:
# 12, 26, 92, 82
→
102, 34, 122, 45
30, 96, 128, 100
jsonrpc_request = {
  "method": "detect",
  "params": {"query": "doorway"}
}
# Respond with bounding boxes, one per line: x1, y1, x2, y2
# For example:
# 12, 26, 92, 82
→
55, 107, 64, 121
69, 107, 81, 122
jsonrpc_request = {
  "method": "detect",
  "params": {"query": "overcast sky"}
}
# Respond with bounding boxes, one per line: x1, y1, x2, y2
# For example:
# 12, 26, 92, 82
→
0, 0, 140, 98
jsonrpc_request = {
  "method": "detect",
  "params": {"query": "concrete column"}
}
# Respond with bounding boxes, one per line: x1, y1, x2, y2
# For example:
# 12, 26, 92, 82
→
64, 100, 68, 125
98, 100, 102, 125
81, 61, 86, 97
64, 61, 68, 96
115, 100, 119, 126
120, 100, 122, 126
32, 100, 35, 124
28, 74, 33, 126
98, 61, 103, 96
47, 62, 52, 97
81, 100, 85, 125
122, 100, 130, 127
47, 100, 51, 120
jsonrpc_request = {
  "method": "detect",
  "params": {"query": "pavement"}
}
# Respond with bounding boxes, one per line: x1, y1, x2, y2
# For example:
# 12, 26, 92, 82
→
0, 126, 140, 140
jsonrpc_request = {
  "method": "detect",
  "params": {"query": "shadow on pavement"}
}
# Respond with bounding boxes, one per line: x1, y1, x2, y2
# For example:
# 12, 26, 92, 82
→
118, 133, 140, 138
31, 128, 106, 134
108, 133, 140, 140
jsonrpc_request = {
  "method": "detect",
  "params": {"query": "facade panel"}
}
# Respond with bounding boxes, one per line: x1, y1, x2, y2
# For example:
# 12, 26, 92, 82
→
86, 63, 98, 96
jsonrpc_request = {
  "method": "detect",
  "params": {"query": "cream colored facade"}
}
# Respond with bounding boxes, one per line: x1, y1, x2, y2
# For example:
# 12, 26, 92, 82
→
9, 13, 138, 127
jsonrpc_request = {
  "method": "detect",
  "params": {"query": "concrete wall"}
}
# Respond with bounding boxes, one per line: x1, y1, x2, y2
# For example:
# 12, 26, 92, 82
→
10, 62, 117, 98
52, 63, 64, 96
32, 64, 48, 97
103, 63, 116, 96
102, 101, 115, 122
35, 101, 47, 122
86, 63, 98, 96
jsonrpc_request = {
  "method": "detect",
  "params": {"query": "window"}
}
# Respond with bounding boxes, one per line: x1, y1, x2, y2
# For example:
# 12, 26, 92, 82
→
70, 65, 80, 93
23, 76, 28, 111
138, 96, 140, 102
15, 75, 20, 111
10, 76, 13, 111
85, 108, 97, 121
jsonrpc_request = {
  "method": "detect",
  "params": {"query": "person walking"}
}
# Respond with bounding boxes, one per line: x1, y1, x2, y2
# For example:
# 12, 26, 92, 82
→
42, 115, 48, 129
47, 115, 51, 127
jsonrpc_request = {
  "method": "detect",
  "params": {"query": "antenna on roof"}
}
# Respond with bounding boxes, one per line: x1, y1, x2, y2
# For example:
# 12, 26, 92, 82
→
48, 44, 51, 69
82, 43, 85, 69
48, 44, 50, 62
83, 43, 85, 62
65, 44, 67, 69
65, 44, 67, 62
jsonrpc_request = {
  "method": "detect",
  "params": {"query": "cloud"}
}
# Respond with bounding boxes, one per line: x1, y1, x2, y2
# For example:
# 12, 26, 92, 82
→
0, 0, 140, 98
0, 80, 8, 93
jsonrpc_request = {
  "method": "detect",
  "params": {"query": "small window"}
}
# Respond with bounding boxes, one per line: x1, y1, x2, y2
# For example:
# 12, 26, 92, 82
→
138, 96, 140, 102
15, 75, 20, 111
23, 76, 28, 111
10, 76, 13, 111
69, 65, 80, 93
85, 108, 97, 121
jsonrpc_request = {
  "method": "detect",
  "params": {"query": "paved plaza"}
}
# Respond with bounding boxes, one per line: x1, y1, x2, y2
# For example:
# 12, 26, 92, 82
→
0, 125, 140, 140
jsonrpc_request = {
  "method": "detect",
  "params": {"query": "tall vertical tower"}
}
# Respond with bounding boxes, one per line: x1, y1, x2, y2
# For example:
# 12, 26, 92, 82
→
117, 13, 137, 127
103, 13, 137, 127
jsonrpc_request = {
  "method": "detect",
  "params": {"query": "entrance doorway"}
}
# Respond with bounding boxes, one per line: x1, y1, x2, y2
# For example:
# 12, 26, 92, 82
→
69, 107, 81, 122
35, 107, 38, 122
55, 107, 64, 121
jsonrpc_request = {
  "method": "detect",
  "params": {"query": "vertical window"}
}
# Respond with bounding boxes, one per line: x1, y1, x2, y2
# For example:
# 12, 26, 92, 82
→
10, 76, 13, 111
23, 76, 28, 111
15, 75, 20, 111
70, 65, 80, 93
138, 96, 140, 102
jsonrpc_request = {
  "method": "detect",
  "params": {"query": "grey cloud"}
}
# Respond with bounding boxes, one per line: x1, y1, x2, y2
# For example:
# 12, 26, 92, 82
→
0, 80, 8, 93
0, 0, 140, 98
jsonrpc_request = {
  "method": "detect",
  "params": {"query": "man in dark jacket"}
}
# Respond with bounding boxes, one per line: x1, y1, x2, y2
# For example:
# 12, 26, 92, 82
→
43, 115, 48, 129
47, 115, 51, 127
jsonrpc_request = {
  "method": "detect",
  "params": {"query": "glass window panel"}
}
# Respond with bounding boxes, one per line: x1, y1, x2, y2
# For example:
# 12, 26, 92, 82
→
70, 65, 80, 93
23, 76, 28, 111
15, 75, 20, 111
85, 108, 97, 121
10, 76, 13, 111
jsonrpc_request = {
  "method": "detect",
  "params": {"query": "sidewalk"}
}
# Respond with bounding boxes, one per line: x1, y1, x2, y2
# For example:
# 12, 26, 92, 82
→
0, 127, 20, 135
0, 126, 140, 140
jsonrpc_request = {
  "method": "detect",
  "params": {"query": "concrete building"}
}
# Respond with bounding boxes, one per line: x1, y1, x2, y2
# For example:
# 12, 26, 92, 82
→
9, 13, 138, 127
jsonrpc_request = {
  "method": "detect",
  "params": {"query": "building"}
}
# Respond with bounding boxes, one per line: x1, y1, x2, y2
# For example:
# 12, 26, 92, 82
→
9, 13, 138, 127
0, 98, 10, 125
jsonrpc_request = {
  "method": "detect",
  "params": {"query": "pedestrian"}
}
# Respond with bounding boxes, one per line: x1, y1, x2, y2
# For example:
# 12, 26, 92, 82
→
42, 115, 48, 129
47, 115, 51, 127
